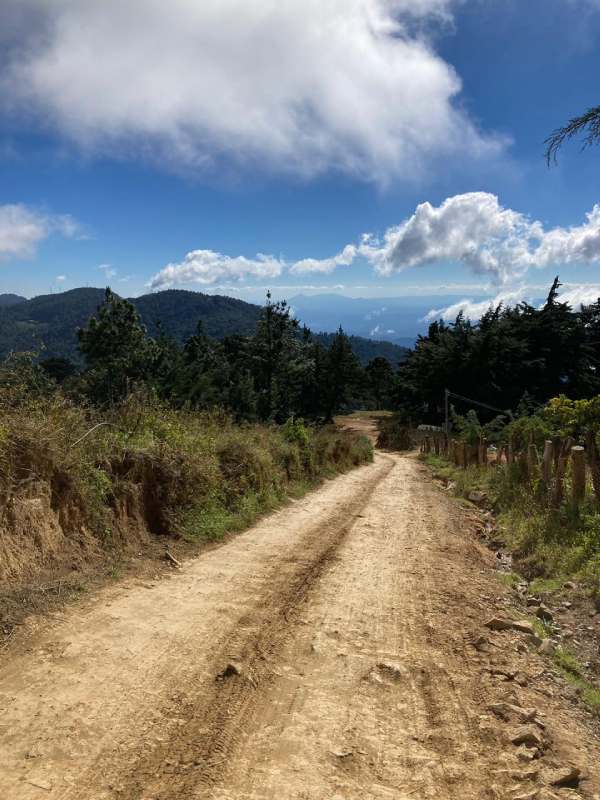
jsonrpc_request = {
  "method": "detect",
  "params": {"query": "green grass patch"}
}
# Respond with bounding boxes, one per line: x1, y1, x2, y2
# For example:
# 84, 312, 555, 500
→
421, 454, 491, 501
553, 645, 582, 676
529, 577, 563, 595
549, 646, 600, 716
418, 453, 600, 595
526, 615, 553, 639
496, 572, 523, 588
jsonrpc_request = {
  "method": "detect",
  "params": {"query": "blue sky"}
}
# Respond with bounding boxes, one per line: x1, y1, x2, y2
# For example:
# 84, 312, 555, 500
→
2, 0, 600, 317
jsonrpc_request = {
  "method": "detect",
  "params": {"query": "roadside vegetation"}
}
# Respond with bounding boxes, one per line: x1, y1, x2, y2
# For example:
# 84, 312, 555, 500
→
378, 277, 600, 599
0, 292, 374, 590
420, 397, 600, 597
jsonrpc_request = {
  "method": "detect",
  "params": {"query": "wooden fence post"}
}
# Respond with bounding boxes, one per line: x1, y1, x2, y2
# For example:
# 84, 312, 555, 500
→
479, 437, 488, 468
542, 440, 553, 485
552, 454, 567, 508
517, 449, 527, 477
586, 431, 600, 508
552, 436, 562, 471
572, 446, 586, 506
468, 444, 477, 466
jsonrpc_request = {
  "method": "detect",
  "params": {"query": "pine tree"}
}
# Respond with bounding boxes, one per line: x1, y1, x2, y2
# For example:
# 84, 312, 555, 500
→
78, 288, 155, 404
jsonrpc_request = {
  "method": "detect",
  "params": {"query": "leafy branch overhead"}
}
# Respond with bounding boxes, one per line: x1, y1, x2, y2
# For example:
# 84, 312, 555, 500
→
545, 105, 600, 165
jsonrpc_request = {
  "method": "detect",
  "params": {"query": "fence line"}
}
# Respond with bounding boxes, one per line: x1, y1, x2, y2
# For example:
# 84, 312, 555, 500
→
420, 430, 600, 510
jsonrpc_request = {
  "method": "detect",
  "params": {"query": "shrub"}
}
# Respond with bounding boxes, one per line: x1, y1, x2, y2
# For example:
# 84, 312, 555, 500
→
376, 416, 413, 450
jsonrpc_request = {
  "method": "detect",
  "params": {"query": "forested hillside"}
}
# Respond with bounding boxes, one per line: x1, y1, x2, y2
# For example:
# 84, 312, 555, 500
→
0, 293, 26, 308
0, 287, 407, 366
396, 278, 600, 423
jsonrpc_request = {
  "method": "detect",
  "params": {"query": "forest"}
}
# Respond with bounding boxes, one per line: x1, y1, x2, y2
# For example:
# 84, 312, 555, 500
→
24, 288, 392, 422
395, 278, 600, 424
16, 276, 600, 428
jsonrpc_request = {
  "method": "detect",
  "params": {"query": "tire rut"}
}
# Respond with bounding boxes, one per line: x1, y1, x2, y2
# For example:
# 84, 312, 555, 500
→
75, 456, 396, 800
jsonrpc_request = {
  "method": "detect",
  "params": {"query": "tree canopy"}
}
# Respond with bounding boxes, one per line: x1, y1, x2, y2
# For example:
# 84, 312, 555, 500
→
395, 278, 600, 424
75, 289, 394, 420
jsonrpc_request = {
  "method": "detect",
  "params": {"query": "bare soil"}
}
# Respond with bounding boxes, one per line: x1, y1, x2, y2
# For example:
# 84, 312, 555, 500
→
1, 421, 599, 799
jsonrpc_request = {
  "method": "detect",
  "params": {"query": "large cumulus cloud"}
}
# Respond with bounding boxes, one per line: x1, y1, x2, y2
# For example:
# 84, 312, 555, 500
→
0, 0, 501, 180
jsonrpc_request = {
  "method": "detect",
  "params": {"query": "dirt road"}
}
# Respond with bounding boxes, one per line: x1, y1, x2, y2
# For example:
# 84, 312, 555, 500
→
1, 430, 599, 799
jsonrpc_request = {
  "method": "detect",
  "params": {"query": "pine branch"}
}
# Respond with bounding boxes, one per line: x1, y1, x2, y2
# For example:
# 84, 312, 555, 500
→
545, 105, 600, 165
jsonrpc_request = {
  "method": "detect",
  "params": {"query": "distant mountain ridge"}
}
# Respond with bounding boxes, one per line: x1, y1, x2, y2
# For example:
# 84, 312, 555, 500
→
0, 287, 408, 366
0, 293, 26, 308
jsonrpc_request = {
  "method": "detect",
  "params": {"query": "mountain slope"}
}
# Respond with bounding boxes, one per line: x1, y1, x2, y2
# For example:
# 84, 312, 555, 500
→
0, 287, 407, 365
0, 293, 26, 308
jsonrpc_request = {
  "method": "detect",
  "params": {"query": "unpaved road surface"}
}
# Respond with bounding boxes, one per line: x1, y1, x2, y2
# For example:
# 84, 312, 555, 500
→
2, 431, 600, 799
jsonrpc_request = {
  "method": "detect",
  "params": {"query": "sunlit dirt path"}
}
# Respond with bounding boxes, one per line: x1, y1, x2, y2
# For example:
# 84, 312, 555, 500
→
1, 423, 599, 799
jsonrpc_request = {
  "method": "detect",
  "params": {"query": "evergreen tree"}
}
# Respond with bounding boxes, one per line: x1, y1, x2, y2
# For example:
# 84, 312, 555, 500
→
251, 292, 305, 421
169, 322, 226, 409
395, 277, 600, 425
366, 356, 395, 409
78, 288, 155, 404
322, 327, 362, 421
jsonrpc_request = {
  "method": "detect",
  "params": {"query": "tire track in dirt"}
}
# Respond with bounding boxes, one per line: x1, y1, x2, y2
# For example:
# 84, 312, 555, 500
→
0, 454, 393, 800
101, 455, 396, 800
2, 434, 600, 800
208, 457, 504, 800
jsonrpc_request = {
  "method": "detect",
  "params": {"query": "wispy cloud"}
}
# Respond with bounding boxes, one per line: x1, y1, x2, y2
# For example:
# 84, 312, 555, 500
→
0, 203, 81, 261
98, 263, 117, 280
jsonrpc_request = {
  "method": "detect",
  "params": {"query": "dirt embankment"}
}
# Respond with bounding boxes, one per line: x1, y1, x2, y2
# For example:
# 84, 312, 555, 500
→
0, 426, 599, 799
0, 420, 372, 644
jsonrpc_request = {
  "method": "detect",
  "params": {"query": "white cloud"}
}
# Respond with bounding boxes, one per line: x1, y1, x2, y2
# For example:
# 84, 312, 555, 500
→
0, 0, 501, 181
55, 274, 66, 282
423, 283, 600, 323
149, 250, 285, 289
556, 284, 600, 308
363, 193, 600, 284
290, 245, 358, 275
152, 194, 600, 289
0, 203, 79, 260
98, 263, 117, 280
423, 288, 529, 322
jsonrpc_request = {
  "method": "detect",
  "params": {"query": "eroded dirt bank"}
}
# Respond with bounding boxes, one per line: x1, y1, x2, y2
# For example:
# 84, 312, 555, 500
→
1, 444, 599, 799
